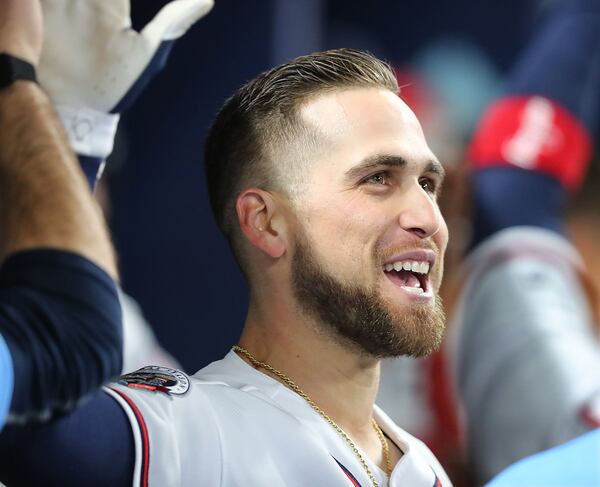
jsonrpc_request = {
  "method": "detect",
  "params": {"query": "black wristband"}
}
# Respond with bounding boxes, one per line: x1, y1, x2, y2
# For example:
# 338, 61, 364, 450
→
0, 53, 37, 91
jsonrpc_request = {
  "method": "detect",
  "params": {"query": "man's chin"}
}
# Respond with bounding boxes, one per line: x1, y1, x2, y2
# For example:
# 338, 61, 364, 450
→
390, 305, 445, 357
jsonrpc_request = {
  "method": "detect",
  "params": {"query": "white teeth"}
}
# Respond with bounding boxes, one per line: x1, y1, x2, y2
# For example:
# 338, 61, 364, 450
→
384, 259, 431, 275
401, 286, 424, 294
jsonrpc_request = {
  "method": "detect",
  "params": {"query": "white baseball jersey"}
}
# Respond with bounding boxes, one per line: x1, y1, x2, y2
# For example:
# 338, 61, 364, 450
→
105, 351, 452, 487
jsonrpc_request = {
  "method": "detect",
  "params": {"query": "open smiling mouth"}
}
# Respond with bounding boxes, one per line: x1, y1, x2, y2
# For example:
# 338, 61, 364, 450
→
383, 260, 432, 297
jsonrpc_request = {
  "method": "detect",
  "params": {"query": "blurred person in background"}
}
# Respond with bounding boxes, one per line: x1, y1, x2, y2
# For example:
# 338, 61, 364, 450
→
477, 148, 600, 487
449, 0, 600, 484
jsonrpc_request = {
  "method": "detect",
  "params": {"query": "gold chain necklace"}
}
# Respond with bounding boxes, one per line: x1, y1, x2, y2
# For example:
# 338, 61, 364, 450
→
232, 345, 391, 487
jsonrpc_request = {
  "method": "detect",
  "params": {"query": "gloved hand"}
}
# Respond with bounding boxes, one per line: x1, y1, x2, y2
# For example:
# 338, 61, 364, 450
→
38, 0, 214, 161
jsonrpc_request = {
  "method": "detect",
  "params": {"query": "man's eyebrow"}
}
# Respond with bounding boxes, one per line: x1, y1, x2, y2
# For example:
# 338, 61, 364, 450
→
425, 159, 446, 179
344, 155, 408, 181
344, 154, 446, 181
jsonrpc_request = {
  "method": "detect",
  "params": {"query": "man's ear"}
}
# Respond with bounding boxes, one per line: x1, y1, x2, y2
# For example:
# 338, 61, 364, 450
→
236, 188, 286, 258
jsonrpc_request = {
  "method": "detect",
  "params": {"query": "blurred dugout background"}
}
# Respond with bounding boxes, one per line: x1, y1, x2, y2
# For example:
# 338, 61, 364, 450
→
108, 0, 539, 373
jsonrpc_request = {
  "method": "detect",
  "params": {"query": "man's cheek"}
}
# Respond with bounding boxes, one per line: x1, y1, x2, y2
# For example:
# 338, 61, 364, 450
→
436, 217, 450, 252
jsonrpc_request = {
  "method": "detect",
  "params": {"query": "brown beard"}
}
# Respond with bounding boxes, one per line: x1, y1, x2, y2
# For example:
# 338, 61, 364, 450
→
291, 233, 446, 358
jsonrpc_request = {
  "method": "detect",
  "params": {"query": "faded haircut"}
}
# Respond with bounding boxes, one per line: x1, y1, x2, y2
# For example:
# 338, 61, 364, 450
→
204, 48, 399, 267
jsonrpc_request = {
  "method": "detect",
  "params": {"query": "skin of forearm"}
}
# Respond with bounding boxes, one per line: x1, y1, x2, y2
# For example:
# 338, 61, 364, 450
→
0, 81, 118, 279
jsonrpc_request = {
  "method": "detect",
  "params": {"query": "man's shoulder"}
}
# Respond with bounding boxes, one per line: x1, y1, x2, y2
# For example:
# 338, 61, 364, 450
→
102, 363, 229, 487
107, 363, 230, 405
105, 353, 258, 413
103, 364, 226, 456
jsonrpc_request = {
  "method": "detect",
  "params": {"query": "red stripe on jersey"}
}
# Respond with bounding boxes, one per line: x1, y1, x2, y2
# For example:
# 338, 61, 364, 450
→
580, 393, 600, 428
469, 96, 592, 192
333, 457, 363, 487
110, 388, 150, 487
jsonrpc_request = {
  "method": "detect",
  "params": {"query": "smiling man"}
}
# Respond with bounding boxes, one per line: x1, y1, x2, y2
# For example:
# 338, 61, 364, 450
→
0, 49, 451, 487
207, 54, 447, 364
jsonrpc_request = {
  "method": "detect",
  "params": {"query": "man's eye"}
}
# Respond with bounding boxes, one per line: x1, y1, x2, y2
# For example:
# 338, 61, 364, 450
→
419, 177, 437, 194
364, 172, 389, 185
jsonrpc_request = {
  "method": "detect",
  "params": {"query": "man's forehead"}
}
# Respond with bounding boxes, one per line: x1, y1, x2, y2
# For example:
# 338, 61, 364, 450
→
299, 87, 419, 137
297, 87, 437, 175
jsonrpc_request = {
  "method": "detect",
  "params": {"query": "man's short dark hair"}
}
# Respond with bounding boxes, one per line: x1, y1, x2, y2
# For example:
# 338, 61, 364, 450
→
204, 48, 399, 268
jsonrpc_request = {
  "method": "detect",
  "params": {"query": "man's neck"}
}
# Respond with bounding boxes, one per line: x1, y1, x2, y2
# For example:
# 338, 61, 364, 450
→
238, 301, 381, 435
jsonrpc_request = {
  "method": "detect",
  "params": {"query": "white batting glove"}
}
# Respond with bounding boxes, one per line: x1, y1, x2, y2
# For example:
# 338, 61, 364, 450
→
39, 0, 214, 160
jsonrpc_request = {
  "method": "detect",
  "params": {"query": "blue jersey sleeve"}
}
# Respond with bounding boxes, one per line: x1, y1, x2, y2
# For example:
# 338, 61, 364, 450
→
0, 390, 135, 487
0, 249, 122, 423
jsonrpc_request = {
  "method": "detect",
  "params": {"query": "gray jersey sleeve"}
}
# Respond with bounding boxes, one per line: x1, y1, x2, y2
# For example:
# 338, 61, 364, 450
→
449, 227, 600, 483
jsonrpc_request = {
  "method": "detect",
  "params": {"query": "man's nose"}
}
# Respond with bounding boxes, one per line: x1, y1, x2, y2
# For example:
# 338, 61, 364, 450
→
396, 183, 443, 239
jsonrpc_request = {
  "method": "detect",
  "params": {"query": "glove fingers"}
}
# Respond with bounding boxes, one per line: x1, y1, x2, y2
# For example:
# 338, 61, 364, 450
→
38, 0, 213, 112
141, 0, 214, 43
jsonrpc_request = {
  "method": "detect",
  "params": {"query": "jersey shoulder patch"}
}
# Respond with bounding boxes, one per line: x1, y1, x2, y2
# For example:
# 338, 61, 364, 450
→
117, 366, 190, 396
